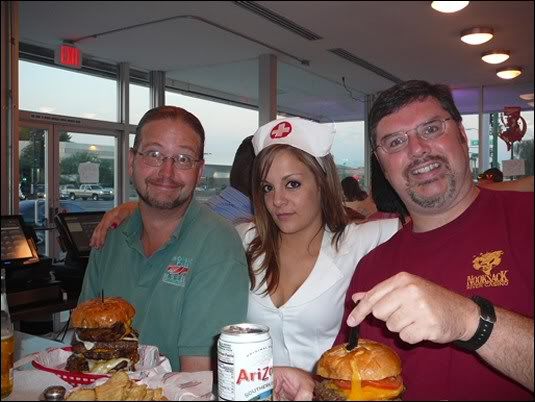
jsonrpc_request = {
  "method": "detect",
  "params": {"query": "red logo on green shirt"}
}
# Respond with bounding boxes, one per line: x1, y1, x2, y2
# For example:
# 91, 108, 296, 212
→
163, 257, 192, 287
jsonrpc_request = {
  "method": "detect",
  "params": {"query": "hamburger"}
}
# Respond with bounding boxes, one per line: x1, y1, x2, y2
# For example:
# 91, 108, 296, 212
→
65, 297, 140, 374
314, 340, 404, 400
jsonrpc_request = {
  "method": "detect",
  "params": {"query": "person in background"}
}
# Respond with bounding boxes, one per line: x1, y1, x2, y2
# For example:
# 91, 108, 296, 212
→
205, 135, 255, 224
366, 153, 410, 224
238, 117, 399, 372
478, 167, 534, 192
336, 80, 533, 400
90, 117, 400, 374
340, 176, 377, 221
478, 167, 504, 184
79, 106, 249, 372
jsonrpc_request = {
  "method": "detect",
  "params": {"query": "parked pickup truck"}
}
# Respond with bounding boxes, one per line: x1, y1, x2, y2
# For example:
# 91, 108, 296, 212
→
68, 184, 114, 201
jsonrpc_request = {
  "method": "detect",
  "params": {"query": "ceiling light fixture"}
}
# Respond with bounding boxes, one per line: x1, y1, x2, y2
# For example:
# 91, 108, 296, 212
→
481, 50, 510, 64
519, 93, 534, 101
431, 1, 469, 13
460, 27, 494, 45
496, 66, 523, 79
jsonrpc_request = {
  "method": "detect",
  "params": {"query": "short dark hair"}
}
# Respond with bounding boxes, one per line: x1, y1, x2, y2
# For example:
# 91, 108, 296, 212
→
370, 153, 409, 224
230, 135, 255, 197
479, 167, 503, 182
368, 80, 462, 149
133, 106, 205, 159
341, 176, 367, 201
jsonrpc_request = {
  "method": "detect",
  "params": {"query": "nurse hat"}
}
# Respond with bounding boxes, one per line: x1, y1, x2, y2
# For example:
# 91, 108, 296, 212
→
252, 117, 336, 158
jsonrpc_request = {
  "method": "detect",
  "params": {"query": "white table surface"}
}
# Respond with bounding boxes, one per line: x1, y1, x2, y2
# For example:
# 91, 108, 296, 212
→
4, 331, 71, 401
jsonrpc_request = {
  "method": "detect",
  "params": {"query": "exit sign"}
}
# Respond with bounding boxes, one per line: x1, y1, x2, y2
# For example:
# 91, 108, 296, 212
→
54, 44, 81, 69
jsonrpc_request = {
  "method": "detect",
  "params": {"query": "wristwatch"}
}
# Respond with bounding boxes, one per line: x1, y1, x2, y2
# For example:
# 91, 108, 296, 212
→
454, 295, 496, 352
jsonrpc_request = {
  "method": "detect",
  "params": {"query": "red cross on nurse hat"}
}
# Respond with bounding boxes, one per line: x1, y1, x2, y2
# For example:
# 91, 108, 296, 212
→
252, 117, 336, 158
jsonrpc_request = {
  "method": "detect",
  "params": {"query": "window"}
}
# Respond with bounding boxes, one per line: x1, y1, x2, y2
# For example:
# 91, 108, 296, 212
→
463, 111, 534, 180
165, 90, 259, 202
19, 60, 118, 121
499, 111, 534, 178
328, 121, 366, 189
59, 132, 117, 206
130, 83, 150, 125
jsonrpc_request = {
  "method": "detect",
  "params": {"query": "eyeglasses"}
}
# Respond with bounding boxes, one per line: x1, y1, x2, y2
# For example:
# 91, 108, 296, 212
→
375, 118, 452, 154
132, 149, 201, 170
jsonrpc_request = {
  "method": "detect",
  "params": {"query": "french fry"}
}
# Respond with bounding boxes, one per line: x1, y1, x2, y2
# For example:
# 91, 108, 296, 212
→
143, 388, 154, 401
66, 388, 97, 401
67, 371, 167, 401
125, 383, 147, 400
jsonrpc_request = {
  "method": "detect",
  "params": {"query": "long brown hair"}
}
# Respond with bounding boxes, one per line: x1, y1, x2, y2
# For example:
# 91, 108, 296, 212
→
247, 144, 348, 294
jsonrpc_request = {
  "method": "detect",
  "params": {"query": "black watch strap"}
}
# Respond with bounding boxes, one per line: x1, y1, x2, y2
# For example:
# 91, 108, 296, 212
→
454, 296, 496, 352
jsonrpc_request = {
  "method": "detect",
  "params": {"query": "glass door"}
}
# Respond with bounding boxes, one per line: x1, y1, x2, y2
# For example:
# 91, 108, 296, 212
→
18, 123, 54, 257
57, 130, 118, 213
19, 117, 120, 260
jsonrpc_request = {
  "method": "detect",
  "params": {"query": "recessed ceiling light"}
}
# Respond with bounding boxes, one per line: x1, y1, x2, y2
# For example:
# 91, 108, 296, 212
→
460, 27, 494, 45
431, 1, 469, 13
481, 50, 510, 64
496, 66, 523, 79
519, 93, 534, 101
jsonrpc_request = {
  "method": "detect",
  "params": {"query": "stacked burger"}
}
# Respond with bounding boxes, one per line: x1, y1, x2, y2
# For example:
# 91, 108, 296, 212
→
314, 339, 404, 400
66, 297, 140, 374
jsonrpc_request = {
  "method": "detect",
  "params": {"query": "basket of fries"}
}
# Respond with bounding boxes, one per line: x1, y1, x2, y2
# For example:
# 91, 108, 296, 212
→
65, 372, 167, 401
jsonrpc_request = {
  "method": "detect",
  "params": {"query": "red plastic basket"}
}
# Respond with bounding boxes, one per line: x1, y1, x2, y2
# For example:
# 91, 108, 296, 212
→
31, 346, 110, 386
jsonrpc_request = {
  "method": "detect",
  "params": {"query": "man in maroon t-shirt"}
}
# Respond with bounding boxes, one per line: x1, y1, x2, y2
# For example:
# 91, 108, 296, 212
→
268, 81, 533, 401
334, 80, 533, 400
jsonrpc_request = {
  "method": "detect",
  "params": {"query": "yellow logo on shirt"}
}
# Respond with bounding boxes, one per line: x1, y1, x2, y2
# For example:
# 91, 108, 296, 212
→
466, 250, 509, 289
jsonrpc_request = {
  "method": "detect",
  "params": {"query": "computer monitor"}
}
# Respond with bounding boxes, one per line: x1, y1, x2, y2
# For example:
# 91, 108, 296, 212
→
54, 211, 105, 262
1, 215, 39, 267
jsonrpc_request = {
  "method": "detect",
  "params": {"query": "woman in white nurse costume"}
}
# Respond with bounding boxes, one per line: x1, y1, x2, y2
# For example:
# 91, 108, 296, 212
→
239, 117, 400, 372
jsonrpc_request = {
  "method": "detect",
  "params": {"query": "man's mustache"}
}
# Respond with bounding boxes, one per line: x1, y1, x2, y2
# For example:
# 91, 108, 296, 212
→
145, 178, 183, 187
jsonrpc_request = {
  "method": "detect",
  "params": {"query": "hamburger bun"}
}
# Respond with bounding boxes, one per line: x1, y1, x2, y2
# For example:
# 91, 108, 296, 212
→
317, 340, 401, 381
314, 339, 404, 400
71, 297, 136, 329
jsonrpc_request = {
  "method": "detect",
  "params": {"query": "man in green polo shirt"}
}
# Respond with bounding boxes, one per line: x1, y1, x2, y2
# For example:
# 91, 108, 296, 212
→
78, 106, 249, 372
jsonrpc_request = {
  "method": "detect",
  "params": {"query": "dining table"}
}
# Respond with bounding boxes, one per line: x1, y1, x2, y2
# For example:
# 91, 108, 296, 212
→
4, 330, 216, 401
4, 330, 72, 401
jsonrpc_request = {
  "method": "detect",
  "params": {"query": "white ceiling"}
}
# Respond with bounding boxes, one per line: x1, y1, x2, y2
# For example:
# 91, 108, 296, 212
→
18, 1, 534, 122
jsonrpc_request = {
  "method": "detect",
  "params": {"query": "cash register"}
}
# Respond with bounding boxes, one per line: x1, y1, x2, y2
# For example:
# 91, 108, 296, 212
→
1, 211, 104, 324
1, 215, 60, 321
53, 211, 105, 272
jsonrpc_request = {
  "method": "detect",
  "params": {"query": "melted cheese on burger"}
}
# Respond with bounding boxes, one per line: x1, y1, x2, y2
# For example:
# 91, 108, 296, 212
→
87, 358, 132, 374
337, 377, 404, 400
75, 333, 95, 351
349, 359, 363, 400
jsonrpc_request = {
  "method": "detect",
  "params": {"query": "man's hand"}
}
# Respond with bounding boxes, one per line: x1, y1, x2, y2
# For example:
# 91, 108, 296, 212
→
346, 272, 480, 344
273, 367, 315, 401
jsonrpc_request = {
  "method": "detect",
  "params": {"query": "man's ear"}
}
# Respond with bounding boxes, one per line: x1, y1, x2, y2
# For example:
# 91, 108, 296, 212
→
458, 123, 468, 145
196, 160, 205, 185
128, 148, 135, 177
